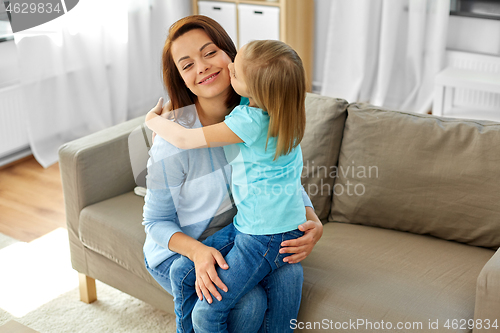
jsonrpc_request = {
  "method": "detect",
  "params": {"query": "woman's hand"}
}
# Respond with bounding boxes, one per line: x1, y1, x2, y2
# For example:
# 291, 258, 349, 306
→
191, 243, 229, 304
279, 207, 323, 264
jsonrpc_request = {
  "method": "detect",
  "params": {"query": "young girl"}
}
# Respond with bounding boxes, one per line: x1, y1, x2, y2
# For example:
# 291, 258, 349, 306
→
146, 39, 307, 333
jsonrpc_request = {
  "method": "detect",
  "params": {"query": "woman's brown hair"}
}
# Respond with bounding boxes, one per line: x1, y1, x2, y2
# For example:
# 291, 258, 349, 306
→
162, 15, 240, 111
242, 40, 306, 161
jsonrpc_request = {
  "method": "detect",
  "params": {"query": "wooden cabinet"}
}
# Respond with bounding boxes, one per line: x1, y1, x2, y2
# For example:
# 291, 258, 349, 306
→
193, 0, 314, 91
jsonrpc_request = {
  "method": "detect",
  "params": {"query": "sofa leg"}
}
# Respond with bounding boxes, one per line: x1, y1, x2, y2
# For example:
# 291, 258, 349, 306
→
78, 273, 97, 304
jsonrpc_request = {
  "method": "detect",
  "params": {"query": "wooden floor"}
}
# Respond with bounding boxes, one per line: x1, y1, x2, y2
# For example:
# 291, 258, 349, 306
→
0, 156, 66, 242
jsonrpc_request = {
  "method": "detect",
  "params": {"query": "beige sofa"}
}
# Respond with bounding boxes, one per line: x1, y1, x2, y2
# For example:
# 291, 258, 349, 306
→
59, 93, 500, 332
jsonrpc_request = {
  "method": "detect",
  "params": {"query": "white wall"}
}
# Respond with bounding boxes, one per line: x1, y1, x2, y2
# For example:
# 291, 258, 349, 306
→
0, 40, 19, 89
312, 0, 500, 90
2, 2, 499, 93
313, 0, 332, 92
447, 15, 500, 55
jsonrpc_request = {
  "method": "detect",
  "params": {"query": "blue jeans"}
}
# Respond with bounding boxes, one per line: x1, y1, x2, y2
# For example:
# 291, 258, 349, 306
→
146, 253, 267, 333
170, 223, 304, 333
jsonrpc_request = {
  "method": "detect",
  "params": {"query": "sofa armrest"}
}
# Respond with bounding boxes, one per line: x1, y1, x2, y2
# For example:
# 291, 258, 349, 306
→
58, 115, 145, 273
474, 247, 500, 332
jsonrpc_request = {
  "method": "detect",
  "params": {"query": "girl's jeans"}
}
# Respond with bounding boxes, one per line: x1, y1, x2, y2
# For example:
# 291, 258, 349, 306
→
170, 223, 304, 333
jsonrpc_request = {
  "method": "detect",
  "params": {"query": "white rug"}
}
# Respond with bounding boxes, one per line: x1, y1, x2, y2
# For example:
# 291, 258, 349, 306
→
0, 233, 17, 249
0, 229, 176, 333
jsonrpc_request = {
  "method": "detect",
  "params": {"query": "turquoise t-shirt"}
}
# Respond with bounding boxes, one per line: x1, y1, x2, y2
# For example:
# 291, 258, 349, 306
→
223, 104, 306, 235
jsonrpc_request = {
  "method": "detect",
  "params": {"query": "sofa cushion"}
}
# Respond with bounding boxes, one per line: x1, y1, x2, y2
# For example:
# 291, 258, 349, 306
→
301, 94, 348, 221
299, 223, 494, 330
79, 191, 155, 284
329, 104, 500, 248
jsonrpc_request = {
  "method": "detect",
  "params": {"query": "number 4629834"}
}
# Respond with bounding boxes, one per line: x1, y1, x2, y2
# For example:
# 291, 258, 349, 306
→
444, 319, 499, 330
5, 2, 62, 14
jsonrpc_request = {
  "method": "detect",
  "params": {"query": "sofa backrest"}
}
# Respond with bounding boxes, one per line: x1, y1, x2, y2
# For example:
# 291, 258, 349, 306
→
301, 93, 348, 221
329, 103, 500, 249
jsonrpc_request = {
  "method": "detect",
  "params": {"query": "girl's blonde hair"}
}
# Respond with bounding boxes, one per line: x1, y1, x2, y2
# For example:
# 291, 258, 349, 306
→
241, 40, 306, 161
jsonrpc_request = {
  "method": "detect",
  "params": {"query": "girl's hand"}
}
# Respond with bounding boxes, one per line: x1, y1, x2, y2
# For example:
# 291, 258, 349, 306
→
149, 98, 173, 143
279, 208, 323, 263
191, 244, 229, 304
146, 98, 164, 120
154, 97, 164, 115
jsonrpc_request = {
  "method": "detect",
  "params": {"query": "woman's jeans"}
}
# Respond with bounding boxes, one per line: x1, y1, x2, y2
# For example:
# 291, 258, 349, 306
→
170, 223, 304, 333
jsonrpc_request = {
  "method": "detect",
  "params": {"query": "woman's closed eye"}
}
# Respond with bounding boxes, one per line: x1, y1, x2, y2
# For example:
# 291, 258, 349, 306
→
205, 50, 217, 57
182, 62, 193, 71
181, 51, 216, 71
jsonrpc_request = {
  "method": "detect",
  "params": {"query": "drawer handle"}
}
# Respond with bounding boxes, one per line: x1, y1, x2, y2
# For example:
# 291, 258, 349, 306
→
254, 11, 263, 14
213, 7, 221, 10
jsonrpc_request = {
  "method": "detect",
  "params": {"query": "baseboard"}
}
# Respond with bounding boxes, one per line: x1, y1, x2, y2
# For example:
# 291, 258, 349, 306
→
0, 147, 32, 169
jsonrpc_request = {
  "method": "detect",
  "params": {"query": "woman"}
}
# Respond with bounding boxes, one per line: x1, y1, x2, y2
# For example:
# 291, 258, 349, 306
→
143, 15, 323, 333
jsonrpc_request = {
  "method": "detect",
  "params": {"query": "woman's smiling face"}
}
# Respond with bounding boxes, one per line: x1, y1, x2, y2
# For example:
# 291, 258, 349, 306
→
171, 29, 232, 101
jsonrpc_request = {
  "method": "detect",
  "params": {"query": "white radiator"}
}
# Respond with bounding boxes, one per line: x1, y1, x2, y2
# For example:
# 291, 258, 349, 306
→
445, 50, 500, 112
0, 85, 30, 164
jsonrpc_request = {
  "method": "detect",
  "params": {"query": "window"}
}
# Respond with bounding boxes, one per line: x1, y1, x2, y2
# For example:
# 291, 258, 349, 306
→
0, 1, 14, 42
451, 0, 500, 20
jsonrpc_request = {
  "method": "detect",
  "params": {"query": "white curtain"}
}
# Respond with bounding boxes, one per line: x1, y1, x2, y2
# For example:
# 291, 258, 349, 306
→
14, 0, 191, 168
321, 0, 449, 113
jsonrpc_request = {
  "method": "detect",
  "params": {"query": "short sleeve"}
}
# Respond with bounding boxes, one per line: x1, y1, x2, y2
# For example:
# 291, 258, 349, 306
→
224, 105, 265, 146
300, 185, 314, 208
